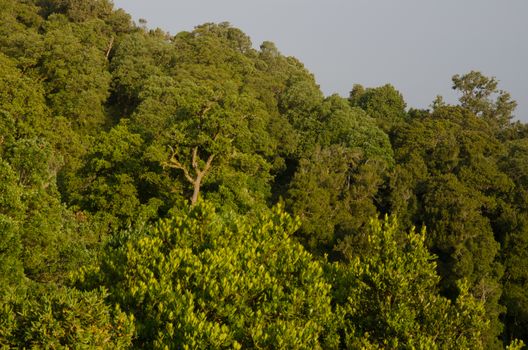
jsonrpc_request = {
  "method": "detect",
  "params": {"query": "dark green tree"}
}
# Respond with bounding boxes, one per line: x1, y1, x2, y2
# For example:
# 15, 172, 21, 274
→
287, 95, 393, 255
387, 103, 513, 348
349, 83, 407, 131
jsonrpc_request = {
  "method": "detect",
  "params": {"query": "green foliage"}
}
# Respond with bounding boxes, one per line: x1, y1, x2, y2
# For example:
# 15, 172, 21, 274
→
0, 160, 25, 296
0, 50, 93, 286
123, 23, 292, 210
0, 53, 49, 139
38, 0, 113, 22
287, 95, 393, 255
69, 122, 162, 230
320, 94, 394, 165
110, 31, 174, 114
452, 71, 517, 129
332, 216, 489, 349
506, 339, 526, 350
76, 202, 338, 349
0, 286, 134, 348
40, 14, 111, 129
0, 0, 44, 69
288, 145, 362, 250
1, 0, 527, 346
349, 83, 407, 131
497, 139, 528, 343
387, 105, 510, 348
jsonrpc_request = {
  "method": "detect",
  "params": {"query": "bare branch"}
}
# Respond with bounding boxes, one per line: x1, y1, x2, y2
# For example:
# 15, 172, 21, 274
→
105, 36, 114, 60
191, 147, 199, 170
162, 148, 195, 185
192, 147, 215, 178
203, 154, 215, 176
163, 145, 216, 206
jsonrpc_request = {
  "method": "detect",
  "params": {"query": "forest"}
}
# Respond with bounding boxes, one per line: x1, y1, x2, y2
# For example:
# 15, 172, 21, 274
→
1, 0, 528, 348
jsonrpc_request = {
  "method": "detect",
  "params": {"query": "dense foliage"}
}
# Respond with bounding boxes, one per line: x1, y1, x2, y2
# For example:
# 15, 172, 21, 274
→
1, 0, 527, 348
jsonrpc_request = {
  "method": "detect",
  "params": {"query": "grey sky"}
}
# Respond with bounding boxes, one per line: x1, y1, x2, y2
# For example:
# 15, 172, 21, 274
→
113, 0, 528, 121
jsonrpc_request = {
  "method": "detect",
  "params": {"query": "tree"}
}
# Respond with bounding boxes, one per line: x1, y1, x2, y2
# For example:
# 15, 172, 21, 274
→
331, 216, 490, 349
75, 202, 339, 349
0, 0, 44, 70
452, 71, 517, 129
109, 30, 174, 116
39, 14, 111, 130
69, 123, 162, 231
349, 83, 407, 131
497, 138, 528, 343
0, 53, 49, 139
135, 73, 271, 207
129, 24, 281, 209
0, 46, 100, 288
287, 144, 363, 252
387, 105, 512, 348
0, 286, 134, 348
287, 95, 393, 255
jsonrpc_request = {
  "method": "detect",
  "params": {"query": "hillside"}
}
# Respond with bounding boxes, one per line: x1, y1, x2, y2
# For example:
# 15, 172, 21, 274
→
1, 1, 527, 348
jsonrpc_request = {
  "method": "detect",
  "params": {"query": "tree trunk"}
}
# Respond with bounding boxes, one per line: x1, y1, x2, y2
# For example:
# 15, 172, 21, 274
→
163, 147, 214, 206
191, 176, 203, 206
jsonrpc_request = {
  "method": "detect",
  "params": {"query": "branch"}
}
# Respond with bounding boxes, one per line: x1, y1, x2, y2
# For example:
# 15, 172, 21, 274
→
163, 146, 215, 188
191, 147, 199, 170
163, 148, 195, 185
193, 148, 215, 179
203, 154, 215, 175
105, 36, 114, 60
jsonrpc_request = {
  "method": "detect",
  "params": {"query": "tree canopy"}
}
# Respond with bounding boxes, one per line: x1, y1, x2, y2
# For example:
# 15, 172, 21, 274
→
0, 0, 527, 348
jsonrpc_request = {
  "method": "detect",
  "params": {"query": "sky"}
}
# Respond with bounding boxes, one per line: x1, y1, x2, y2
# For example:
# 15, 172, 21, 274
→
113, 0, 528, 121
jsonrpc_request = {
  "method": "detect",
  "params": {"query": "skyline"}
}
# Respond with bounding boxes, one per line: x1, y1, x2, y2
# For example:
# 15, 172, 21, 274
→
114, 0, 528, 121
